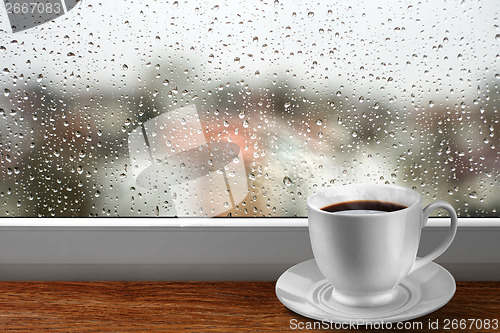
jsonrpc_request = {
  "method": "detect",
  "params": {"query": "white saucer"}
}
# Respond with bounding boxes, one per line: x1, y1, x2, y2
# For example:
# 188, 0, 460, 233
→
276, 259, 455, 324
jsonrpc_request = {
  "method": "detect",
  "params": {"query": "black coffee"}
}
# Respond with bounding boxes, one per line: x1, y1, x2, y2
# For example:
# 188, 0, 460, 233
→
321, 200, 407, 213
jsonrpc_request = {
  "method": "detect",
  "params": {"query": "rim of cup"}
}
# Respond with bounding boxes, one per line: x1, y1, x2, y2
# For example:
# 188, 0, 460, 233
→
307, 183, 423, 217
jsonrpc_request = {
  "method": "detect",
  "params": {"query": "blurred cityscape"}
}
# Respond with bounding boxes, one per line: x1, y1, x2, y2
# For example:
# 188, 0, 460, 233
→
0, 1, 498, 217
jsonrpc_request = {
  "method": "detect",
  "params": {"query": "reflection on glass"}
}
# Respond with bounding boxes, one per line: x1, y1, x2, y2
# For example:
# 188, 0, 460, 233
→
129, 105, 247, 216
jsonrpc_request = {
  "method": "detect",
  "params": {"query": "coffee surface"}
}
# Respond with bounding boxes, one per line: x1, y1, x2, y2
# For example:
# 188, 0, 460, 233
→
321, 200, 407, 213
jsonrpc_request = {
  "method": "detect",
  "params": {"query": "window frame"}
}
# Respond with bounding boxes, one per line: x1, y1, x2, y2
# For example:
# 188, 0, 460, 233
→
0, 218, 498, 281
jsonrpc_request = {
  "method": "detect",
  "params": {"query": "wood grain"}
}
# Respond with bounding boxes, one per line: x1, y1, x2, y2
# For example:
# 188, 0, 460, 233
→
0, 282, 497, 332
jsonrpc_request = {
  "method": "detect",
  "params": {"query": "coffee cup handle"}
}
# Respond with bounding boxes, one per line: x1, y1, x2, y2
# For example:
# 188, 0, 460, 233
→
409, 200, 458, 274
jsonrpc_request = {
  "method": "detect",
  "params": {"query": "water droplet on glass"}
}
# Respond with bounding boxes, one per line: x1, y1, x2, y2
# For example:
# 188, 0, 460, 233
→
283, 176, 293, 186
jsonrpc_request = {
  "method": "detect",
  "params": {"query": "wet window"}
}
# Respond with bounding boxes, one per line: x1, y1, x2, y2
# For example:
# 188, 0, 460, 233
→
0, 1, 498, 217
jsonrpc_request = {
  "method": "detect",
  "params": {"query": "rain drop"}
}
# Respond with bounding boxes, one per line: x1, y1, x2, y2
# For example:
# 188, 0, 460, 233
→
283, 176, 293, 186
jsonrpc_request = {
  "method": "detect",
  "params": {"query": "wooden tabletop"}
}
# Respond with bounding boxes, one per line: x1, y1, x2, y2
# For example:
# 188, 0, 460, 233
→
0, 282, 498, 332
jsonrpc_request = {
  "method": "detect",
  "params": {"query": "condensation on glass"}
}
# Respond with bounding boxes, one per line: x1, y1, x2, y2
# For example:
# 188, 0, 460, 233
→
0, 1, 498, 217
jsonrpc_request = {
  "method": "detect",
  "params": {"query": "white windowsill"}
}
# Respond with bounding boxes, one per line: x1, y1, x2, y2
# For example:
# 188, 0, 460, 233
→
0, 217, 498, 228
0, 218, 498, 281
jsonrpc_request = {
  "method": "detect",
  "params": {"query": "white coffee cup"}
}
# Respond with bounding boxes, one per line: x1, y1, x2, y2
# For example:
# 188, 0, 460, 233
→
307, 184, 458, 307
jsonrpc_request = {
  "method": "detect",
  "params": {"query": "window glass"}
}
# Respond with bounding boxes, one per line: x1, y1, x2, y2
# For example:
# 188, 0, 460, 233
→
0, 1, 498, 217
